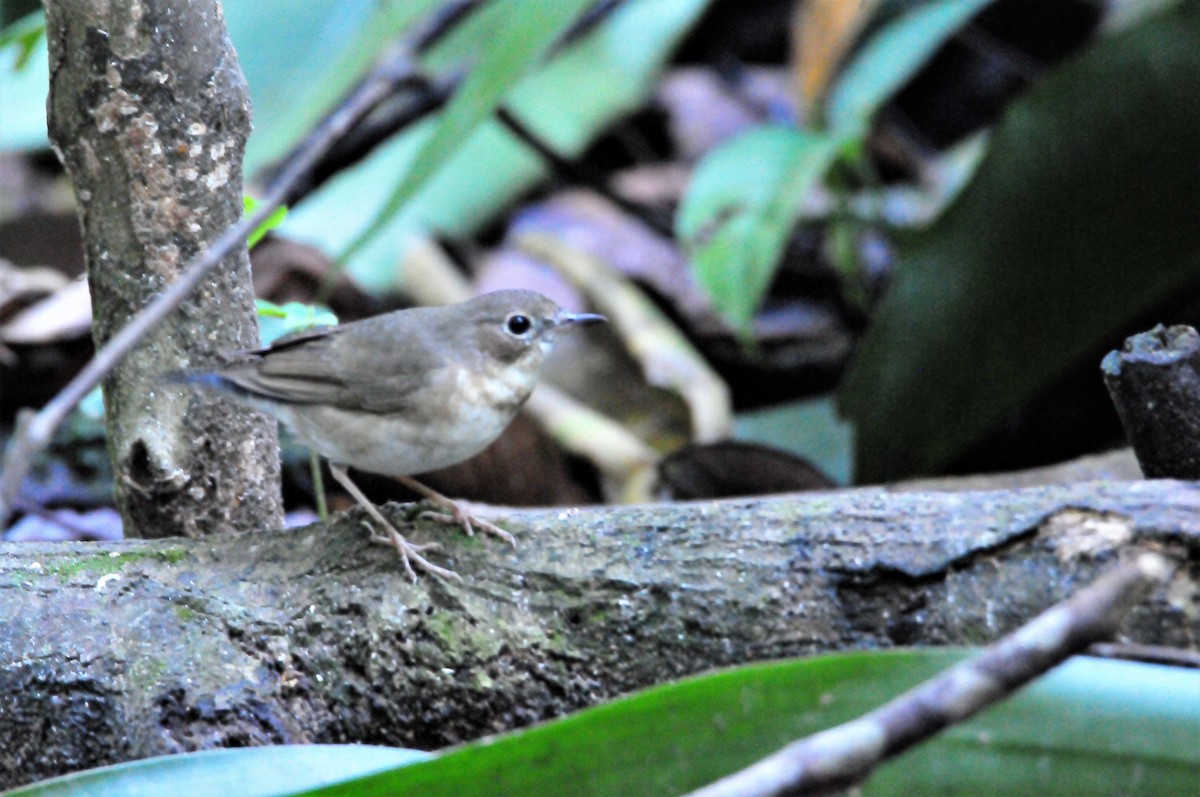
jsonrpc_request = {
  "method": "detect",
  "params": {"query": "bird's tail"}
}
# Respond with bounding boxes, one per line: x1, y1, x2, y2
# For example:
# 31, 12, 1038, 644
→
165, 370, 231, 392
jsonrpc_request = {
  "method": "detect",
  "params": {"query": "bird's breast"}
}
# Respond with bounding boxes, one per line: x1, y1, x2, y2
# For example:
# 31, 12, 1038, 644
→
273, 361, 539, 476
452, 359, 540, 416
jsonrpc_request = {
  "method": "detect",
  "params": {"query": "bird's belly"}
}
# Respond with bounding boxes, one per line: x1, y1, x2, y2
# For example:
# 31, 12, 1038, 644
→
275, 401, 514, 476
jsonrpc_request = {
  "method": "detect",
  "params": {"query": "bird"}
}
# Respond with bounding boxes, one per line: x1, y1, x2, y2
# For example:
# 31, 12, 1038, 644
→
178, 289, 606, 581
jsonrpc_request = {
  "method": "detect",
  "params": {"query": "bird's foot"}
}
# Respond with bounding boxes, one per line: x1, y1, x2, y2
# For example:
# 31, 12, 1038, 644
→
395, 474, 516, 547
362, 520, 460, 583
418, 505, 515, 547
330, 463, 461, 582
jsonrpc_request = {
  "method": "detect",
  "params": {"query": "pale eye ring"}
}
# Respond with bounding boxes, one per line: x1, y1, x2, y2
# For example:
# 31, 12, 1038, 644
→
505, 313, 532, 336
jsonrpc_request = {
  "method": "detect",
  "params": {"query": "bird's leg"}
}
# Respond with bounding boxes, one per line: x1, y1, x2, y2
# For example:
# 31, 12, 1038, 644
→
392, 474, 516, 547
328, 463, 461, 582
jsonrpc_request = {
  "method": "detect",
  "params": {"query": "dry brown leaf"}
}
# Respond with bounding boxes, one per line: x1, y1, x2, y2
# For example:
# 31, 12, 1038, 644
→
792, 0, 883, 114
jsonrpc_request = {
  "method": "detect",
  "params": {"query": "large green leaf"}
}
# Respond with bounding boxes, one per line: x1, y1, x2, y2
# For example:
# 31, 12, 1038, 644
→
0, 745, 431, 797
824, 0, 997, 135
840, 0, 1200, 481
677, 126, 841, 335
301, 651, 1198, 796
1, 0, 710, 293
337, 0, 595, 263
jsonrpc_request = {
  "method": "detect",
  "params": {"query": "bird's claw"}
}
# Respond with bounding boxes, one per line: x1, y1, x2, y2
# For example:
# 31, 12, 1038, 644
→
418, 508, 516, 547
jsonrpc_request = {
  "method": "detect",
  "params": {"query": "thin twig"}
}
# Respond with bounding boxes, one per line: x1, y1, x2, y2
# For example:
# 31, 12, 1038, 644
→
549, 0, 626, 56
495, 106, 675, 237
685, 553, 1174, 797
411, 0, 485, 54
1087, 641, 1200, 669
271, 0, 624, 208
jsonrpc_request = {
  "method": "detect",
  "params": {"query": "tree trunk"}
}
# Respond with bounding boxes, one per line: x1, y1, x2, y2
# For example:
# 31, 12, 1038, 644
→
44, 0, 282, 539
0, 480, 1195, 788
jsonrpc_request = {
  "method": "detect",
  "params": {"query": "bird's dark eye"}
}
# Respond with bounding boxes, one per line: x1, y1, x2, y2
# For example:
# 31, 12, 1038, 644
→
505, 314, 532, 336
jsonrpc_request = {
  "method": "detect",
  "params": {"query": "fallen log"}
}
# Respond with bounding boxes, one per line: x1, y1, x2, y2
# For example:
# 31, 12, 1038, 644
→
0, 479, 1196, 789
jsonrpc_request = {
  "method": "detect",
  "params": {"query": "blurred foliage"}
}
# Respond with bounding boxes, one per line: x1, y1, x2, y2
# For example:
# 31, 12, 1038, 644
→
337, 0, 597, 264
278, 0, 709, 293
243, 196, 288, 249
678, 0, 996, 337
842, 0, 1200, 480
733, 395, 854, 484
677, 126, 841, 336
0, 9, 40, 69
5, 651, 1196, 796
679, 0, 1200, 481
0, 1, 710, 293
255, 300, 338, 346
0, 9, 48, 149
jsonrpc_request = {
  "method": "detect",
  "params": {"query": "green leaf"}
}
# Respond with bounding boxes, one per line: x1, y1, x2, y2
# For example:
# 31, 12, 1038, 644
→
0, 9, 48, 150
0, 10, 43, 70
0, 3, 435, 156
231, 0, 440, 173
824, 0, 998, 135
840, 0, 1200, 481
296, 651, 1198, 796
734, 395, 855, 484
677, 126, 841, 335
255, 300, 338, 345
0, 745, 431, 797
337, 0, 595, 264
243, 196, 288, 249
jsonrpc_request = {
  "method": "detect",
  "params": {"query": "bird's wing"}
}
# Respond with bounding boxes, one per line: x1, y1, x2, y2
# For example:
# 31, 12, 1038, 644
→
216, 316, 447, 413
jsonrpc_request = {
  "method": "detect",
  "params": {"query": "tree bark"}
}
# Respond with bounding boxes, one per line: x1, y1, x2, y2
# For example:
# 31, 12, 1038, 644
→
44, 0, 282, 539
0, 480, 1196, 788
1103, 324, 1200, 478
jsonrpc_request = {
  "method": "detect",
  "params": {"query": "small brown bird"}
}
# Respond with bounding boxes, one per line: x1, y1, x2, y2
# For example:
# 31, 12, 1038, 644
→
182, 289, 605, 580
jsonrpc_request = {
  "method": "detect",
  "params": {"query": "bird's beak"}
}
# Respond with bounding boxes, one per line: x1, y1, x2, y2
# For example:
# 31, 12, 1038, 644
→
554, 310, 607, 327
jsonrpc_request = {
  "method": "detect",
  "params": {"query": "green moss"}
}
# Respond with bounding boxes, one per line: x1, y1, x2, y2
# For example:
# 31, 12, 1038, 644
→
9, 570, 35, 588
159, 547, 188, 564
42, 547, 188, 581
423, 610, 466, 654
174, 604, 198, 622
127, 655, 169, 690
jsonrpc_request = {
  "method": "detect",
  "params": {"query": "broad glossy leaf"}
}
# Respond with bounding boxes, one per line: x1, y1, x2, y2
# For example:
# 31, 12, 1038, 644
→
677, 126, 841, 335
840, 0, 1200, 481
299, 651, 1200, 796
0, 745, 431, 797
